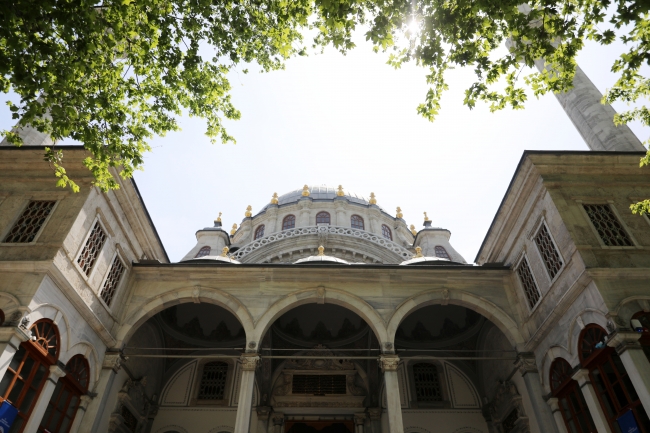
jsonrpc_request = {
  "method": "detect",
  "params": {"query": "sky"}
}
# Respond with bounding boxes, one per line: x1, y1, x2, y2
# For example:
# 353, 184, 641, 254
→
1, 28, 647, 264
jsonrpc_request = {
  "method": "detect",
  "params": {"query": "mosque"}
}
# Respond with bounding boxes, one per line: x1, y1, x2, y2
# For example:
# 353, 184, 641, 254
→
0, 65, 650, 433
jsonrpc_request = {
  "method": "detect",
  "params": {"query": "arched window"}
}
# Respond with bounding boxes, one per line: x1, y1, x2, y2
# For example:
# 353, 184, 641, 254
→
39, 355, 90, 433
579, 325, 650, 432
254, 225, 265, 240
351, 215, 364, 230
282, 215, 296, 230
549, 358, 596, 433
195, 246, 211, 258
632, 312, 650, 362
0, 319, 60, 432
198, 362, 229, 400
434, 246, 450, 259
316, 212, 330, 225
381, 224, 392, 240
412, 363, 443, 402
0, 309, 4, 326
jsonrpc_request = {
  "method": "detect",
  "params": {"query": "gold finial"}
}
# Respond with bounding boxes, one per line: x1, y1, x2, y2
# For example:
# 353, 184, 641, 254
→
410, 224, 417, 236
318, 245, 325, 256
336, 185, 345, 197
230, 223, 238, 235
245, 205, 252, 217
414, 246, 423, 258
271, 192, 279, 204
221, 246, 229, 257
215, 212, 222, 223
369, 192, 377, 205
396, 207, 403, 219
302, 185, 310, 197
423, 212, 430, 222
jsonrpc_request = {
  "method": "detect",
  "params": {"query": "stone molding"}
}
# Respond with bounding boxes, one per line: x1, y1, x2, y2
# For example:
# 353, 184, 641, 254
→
606, 330, 643, 355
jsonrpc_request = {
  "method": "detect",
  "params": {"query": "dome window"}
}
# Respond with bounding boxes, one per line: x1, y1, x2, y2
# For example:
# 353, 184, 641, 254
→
254, 225, 265, 240
195, 246, 211, 258
351, 215, 364, 230
382, 224, 392, 240
316, 212, 330, 225
434, 246, 450, 259
282, 215, 296, 230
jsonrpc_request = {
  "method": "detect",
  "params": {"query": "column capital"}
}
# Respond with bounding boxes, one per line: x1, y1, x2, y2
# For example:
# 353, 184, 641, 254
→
546, 397, 560, 412
606, 330, 643, 355
256, 406, 272, 418
367, 407, 382, 420
102, 351, 123, 372
571, 368, 591, 385
515, 352, 538, 376
272, 413, 285, 426
0, 325, 31, 347
379, 355, 400, 372
240, 354, 260, 371
354, 413, 367, 426
49, 364, 67, 380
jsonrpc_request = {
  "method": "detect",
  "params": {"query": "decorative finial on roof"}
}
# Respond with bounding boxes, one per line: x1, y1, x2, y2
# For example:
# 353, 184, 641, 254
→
396, 207, 403, 219
221, 246, 229, 257
414, 246, 423, 258
271, 192, 279, 204
245, 205, 252, 217
369, 192, 377, 205
336, 185, 345, 197
231, 223, 238, 236
318, 245, 325, 256
214, 212, 222, 227
423, 212, 430, 222
216, 212, 222, 222
410, 224, 417, 236
302, 185, 310, 197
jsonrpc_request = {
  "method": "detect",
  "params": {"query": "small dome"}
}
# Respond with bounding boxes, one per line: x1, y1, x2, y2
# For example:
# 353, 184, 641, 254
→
399, 256, 465, 266
261, 185, 384, 212
293, 255, 350, 265
183, 255, 241, 265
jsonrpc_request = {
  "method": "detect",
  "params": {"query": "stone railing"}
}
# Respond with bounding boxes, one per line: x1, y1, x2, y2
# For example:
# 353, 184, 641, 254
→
231, 225, 412, 260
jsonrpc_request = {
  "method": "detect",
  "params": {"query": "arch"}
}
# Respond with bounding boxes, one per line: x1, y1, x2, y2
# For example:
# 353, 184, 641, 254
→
611, 295, 650, 323
540, 345, 574, 393
116, 286, 255, 347
566, 309, 609, 361
254, 225, 265, 240
252, 288, 388, 344
316, 211, 330, 225
64, 341, 100, 388
381, 224, 392, 240
282, 214, 296, 230
29, 302, 71, 353
386, 290, 523, 347
351, 215, 364, 230
578, 324, 607, 364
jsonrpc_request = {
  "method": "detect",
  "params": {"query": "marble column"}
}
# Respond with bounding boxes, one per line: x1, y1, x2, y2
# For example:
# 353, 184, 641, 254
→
77, 351, 123, 433
607, 331, 650, 413
234, 354, 260, 433
547, 397, 569, 433
272, 412, 284, 433
379, 355, 403, 433
572, 369, 612, 433
516, 354, 560, 433
367, 407, 382, 433
68, 395, 92, 433
0, 325, 31, 381
354, 413, 367, 433
23, 364, 67, 433
256, 406, 271, 433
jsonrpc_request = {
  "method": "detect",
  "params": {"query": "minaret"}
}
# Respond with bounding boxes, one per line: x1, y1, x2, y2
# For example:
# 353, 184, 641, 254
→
537, 61, 645, 152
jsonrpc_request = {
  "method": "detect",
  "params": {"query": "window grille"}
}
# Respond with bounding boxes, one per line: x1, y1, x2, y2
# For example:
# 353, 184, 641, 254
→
434, 246, 450, 259
282, 215, 296, 230
77, 221, 107, 275
413, 363, 443, 402
32, 320, 60, 359
195, 246, 211, 258
198, 362, 228, 400
3, 200, 56, 243
316, 212, 330, 225
254, 225, 265, 240
550, 358, 573, 392
516, 256, 541, 310
578, 325, 607, 363
292, 375, 346, 395
351, 215, 364, 230
382, 224, 392, 240
583, 204, 633, 246
534, 224, 563, 279
101, 255, 126, 306
121, 406, 138, 432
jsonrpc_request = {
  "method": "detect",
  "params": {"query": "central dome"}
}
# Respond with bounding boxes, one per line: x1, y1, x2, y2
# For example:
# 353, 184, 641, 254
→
261, 185, 381, 212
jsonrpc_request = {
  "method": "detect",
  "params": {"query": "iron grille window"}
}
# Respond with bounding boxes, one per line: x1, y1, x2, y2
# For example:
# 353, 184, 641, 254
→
195, 246, 211, 258
351, 215, 364, 230
121, 406, 138, 432
316, 212, 330, 225
413, 363, 443, 402
434, 246, 450, 259
254, 225, 265, 240
516, 256, 541, 310
198, 362, 228, 400
282, 215, 296, 230
583, 204, 633, 246
292, 375, 346, 395
77, 221, 107, 275
382, 224, 392, 240
534, 224, 563, 279
3, 200, 56, 243
100, 256, 126, 306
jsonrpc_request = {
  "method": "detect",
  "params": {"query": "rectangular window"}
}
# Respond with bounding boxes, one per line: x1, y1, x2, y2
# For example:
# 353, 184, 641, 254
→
516, 256, 541, 310
100, 255, 126, 306
3, 201, 56, 243
413, 363, 443, 402
583, 204, 634, 246
292, 375, 346, 395
120, 405, 138, 432
198, 362, 228, 400
77, 221, 108, 275
534, 223, 564, 280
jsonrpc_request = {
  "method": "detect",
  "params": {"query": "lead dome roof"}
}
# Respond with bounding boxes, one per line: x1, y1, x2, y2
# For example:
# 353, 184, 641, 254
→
261, 185, 384, 212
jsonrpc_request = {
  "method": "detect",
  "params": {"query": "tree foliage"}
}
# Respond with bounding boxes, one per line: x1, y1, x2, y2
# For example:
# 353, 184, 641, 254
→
1, 0, 648, 212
